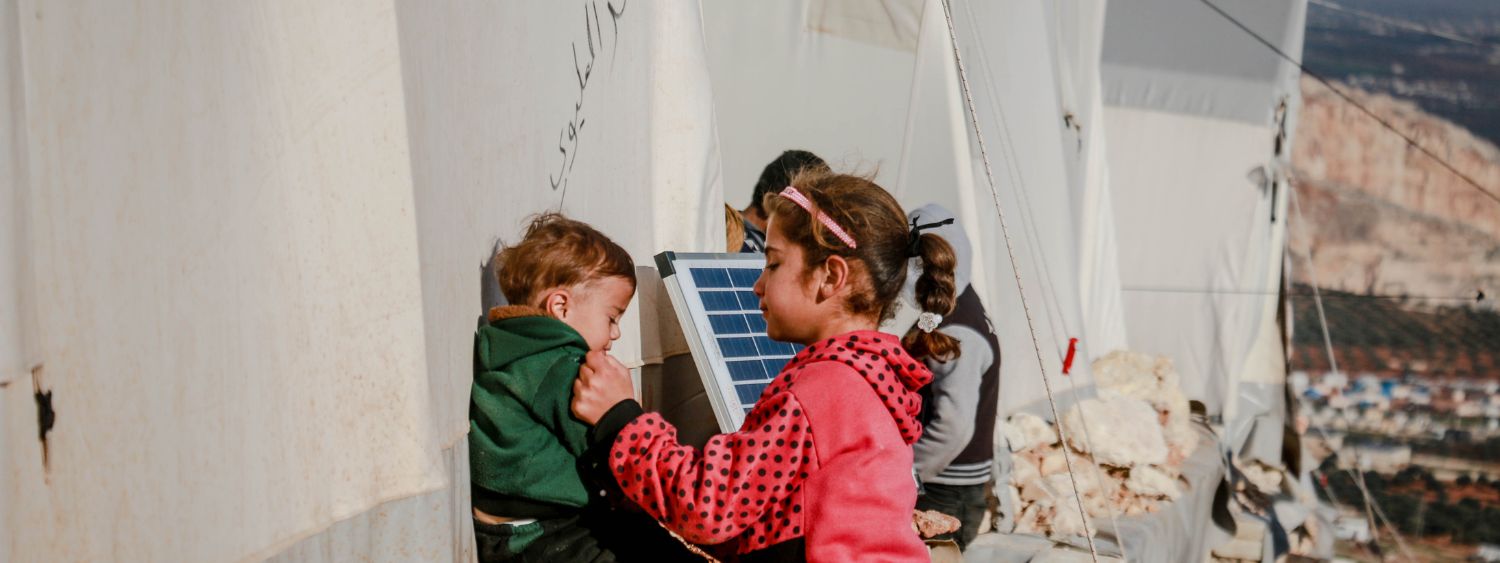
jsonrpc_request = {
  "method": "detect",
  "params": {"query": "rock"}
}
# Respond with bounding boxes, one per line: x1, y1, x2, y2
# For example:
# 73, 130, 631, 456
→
1125, 465, 1181, 500
1013, 451, 1042, 488
1044, 470, 1101, 500
1015, 503, 1045, 535
1039, 447, 1069, 476
1061, 395, 1169, 468
1238, 461, 1283, 493
1048, 502, 1094, 539
1092, 351, 1162, 403
1019, 477, 1055, 504
913, 509, 963, 538
1091, 351, 1197, 461
1083, 492, 1114, 519
1004, 412, 1056, 452
1293, 77, 1500, 302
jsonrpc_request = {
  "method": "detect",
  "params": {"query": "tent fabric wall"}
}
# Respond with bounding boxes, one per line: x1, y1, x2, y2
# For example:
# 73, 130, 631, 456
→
704, 0, 1108, 419
0, 0, 23, 390
1107, 107, 1283, 415
942, 0, 1102, 416
1225, 186, 1292, 461
1051, 0, 1131, 359
4, 1, 725, 560
266, 445, 474, 563
1101, 0, 1305, 418
1101, 0, 1306, 126
2, 1, 448, 561
891, 0, 985, 292
1, 0, 26, 558
267, 2, 725, 561
701, 0, 920, 205
392, 0, 723, 441
0, 0, 1308, 558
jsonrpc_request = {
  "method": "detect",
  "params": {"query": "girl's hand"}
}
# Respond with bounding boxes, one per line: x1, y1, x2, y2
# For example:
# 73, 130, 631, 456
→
572, 350, 636, 425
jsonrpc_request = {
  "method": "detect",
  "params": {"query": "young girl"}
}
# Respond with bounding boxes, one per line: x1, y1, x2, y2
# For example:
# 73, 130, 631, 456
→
571, 171, 960, 561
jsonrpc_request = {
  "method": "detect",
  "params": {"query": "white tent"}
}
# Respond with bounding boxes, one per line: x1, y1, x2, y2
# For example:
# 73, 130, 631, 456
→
3, 0, 1309, 560
3, 1, 720, 561
1097, 3, 1331, 559
1101, 0, 1306, 458
704, 0, 1127, 420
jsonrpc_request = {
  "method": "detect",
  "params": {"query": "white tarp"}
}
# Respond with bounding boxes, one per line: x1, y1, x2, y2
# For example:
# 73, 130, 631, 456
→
1050, 0, 1131, 359
1101, 0, 1306, 126
393, 0, 724, 446
2, 1, 723, 561
2, 2, 445, 560
1107, 108, 1287, 416
1102, 0, 1305, 419
1, 0, 26, 558
4, 0, 1275, 558
705, 0, 1111, 419
702, 0, 921, 197
941, 0, 1105, 416
266, 446, 474, 563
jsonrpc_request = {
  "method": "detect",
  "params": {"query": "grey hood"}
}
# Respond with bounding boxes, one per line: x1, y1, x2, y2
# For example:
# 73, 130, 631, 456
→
882, 203, 973, 335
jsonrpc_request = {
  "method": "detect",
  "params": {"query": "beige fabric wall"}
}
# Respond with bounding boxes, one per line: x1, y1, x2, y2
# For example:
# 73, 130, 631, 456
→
2, 1, 446, 560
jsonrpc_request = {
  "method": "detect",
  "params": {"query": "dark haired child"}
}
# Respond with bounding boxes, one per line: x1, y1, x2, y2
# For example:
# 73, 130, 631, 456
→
737, 149, 829, 253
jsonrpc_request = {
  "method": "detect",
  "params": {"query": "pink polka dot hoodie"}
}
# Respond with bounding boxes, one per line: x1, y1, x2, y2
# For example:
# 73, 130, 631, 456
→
588, 330, 933, 561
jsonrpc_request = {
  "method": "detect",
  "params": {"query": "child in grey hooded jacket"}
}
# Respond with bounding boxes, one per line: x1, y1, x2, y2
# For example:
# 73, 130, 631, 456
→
890, 204, 1005, 549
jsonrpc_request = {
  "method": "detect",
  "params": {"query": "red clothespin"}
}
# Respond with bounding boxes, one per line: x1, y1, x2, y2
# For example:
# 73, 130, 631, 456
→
1062, 337, 1079, 375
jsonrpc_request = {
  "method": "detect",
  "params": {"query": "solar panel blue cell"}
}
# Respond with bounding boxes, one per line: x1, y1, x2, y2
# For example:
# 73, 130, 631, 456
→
701, 291, 742, 312
735, 383, 768, 404
735, 291, 760, 311
726, 360, 767, 381
752, 336, 784, 357
728, 268, 761, 288
745, 314, 768, 333
761, 358, 789, 376
690, 268, 733, 288
708, 314, 751, 335
717, 337, 760, 358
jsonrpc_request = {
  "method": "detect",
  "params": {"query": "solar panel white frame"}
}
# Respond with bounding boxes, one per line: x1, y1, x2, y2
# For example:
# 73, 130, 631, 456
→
655, 252, 802, 433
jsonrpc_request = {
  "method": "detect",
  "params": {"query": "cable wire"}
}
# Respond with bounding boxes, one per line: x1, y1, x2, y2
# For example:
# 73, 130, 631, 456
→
940, 1, 1100, 559
1308, 0, 1495, 48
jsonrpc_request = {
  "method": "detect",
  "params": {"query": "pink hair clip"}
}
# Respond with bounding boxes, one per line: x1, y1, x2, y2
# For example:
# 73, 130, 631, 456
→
778, 186, 858, 249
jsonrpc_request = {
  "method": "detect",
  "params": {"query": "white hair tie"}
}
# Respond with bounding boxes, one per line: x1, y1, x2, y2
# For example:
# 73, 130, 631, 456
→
916, 312, 943, 334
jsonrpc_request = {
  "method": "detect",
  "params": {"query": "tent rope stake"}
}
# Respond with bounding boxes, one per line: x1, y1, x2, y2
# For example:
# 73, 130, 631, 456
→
939, 1, 1101, 560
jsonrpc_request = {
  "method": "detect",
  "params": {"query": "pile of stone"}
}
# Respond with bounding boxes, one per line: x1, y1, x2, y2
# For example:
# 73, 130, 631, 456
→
1003, 351, 1198, 540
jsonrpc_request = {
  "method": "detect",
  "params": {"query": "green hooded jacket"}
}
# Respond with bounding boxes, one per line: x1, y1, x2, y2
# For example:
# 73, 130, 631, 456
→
469, 305, 592, 509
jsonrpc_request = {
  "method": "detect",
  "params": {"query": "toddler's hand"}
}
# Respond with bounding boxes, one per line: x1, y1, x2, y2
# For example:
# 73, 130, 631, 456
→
572, 350, 635, 425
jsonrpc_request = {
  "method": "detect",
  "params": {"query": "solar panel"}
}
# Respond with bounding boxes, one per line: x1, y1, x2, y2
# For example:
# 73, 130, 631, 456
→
655, 252, 803, 432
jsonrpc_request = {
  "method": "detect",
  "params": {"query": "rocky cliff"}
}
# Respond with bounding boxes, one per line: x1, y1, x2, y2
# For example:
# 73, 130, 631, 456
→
1291, 77, 1500, 305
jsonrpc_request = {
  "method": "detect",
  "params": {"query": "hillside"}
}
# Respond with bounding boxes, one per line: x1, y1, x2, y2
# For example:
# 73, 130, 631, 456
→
1291, 77, 1500, 306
